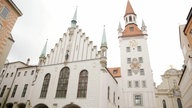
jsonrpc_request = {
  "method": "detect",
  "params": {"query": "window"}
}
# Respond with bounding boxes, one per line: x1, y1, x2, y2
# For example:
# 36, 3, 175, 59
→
56, 67, 70, 98
137, 46, 142, 52
135, 81, 139, 87
40, 74, 51, 98
126, 17, 128, 23
0, 85, 6, 97
21, 84, 28, 97
126, 47, 130, 52
128, 69, 132, 76
113, 92, 115, 104
127, 58, 131, 64
140, 69, 144, 75
177, 98, 183, 108
31, 70, 34, 75
162, 100, 166, 108
24, 71, 27, 76
129, 16, 132, 22
77, 70, 88, 98
134, 95, 142, 106
6, 73, 8, 77
11, 85, 18, 97
0, 7, 9, 19
113, 70, 117, 74
108, 86, 110, 100
10, 73, 13, 77
129, 27, 134, 32
142, 81, 146, 88
128, 81, 132, 88
17, 72, 21, 77
138, 57, 143, 63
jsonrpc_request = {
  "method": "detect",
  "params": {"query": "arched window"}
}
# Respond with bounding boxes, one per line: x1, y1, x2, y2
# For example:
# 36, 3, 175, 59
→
129, 16, 132, 22
56, 67, 70, 98
177, 98, 183, 108
162, 100, 166, 108
77, 70, 88, 98
40, 73, 51, 98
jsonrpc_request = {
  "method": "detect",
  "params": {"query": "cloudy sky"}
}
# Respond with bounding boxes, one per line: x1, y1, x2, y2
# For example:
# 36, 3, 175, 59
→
9, 0, 191, 85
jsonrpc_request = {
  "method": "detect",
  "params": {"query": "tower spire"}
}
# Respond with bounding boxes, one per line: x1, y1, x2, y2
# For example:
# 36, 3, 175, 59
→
141, 19, 147, 34
101, 25, 107, 48
71, 7, 77, 28
117, 22, 123, 34
39, 39, 48, 58
125, 0, 135, 17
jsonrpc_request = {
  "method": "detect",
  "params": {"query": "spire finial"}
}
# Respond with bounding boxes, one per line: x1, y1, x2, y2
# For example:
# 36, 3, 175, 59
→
71, 7, 77, 27
101, 25, 107, 47
118, 22, 123, 31
39, 39, 48, 58
142, 19, 146, 27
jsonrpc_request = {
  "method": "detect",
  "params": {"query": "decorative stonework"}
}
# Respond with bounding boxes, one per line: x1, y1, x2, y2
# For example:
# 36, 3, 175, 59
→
130, 58, 141, 74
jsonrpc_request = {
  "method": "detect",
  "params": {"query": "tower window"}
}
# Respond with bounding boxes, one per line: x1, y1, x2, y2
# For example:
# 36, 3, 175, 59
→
128, 81, 132, 88
135, 81, 139, 87
134, 95, 142, 106
137, 46, 142, 52
142, 80, 146, 88
129, 27, 134, 32
126, 17, 128, 23
139, 57, 143, 63
140, 69, 145, 75
128, 69, 132, 76
127, 58, 131, 64
126, 47, 130, 52
129, 16, 132, 22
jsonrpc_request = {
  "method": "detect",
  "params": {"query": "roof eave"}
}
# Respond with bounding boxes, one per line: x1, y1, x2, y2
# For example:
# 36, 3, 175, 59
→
7, 0, 23, 16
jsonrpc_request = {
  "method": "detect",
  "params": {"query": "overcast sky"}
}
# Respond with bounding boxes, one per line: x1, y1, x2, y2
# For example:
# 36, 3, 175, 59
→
9, 0, 192, 85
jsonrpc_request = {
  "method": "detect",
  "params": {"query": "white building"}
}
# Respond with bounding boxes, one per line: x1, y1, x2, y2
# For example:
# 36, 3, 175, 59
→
155, 68, 183, 108
0, 1, 156, 108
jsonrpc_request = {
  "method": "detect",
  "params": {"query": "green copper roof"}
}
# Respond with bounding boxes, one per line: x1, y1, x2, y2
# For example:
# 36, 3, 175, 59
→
40, 39, 47, 58
101, 25, 107, 47
71, 7, 77, 27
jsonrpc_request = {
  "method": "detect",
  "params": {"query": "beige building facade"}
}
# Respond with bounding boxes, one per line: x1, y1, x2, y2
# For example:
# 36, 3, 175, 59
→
0, 0, 22, 70
155, 68, 183, 108
179, 7, 192, 108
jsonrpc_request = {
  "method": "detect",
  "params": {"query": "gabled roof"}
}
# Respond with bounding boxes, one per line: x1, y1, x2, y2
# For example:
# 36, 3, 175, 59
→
122, 24, 143, 37
124, 0, 136, 17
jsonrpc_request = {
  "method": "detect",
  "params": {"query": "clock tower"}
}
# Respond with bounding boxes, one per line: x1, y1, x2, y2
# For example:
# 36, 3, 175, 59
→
118, 1, 156, 107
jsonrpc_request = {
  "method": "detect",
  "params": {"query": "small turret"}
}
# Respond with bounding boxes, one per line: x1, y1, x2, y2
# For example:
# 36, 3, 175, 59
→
71, 7, 77, 28
117, 22, 123, 36
38, 39, 47, 66
141, 19, 147, 34
100, 25, 108, 67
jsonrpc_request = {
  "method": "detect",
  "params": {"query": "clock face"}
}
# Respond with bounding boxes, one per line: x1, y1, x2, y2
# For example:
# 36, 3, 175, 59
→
129, 40, 138, 48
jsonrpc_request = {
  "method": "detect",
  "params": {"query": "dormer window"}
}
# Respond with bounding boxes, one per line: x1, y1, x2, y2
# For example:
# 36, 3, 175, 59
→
129, 27, 134, 32
113, 70, 117, 74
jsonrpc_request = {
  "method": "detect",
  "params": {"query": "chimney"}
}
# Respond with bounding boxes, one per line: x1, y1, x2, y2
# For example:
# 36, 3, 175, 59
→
26, 58, 30, 65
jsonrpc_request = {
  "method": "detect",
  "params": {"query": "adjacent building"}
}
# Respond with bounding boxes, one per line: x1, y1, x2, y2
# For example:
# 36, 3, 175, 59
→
179, 7, 192, 108
155, 68, 183, 108
0, 0, 22, 70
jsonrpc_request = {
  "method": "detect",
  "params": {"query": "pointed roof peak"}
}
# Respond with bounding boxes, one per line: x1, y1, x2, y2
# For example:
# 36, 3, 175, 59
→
101, 25, 107, 47
142, 19, 146, 27
125, 0, 135, 17
72, 6, 77, 21
39, 39, 48, 58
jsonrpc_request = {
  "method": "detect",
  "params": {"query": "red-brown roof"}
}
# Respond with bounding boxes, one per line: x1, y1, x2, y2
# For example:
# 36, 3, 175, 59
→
108, 67, 121, 77
122, 24, 143, 37
125, 0, 135, 17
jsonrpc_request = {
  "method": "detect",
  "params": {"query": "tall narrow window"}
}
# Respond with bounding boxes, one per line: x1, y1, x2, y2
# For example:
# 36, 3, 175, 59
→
56, 67, 70, 98
177, 98, 183, 108
77, 70, 88, 98
129, 16, 132, 22
128, 81, 132, 88
40, 73, 51, 98
11, 85, 18, 97
135, 81, 139, 88
21, 84, 28, 97
0, 85, 6, 97
142, 81, 146, 88
163, 100, 166, 108
108, 86, 110, 100
113, 92, 115, 104
24, 71, 27, 76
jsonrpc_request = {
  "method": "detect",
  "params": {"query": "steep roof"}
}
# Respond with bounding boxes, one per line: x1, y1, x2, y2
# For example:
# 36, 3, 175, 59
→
124, 0, 135, 17
108, 67, 121, 77
122, 24, 143, 37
